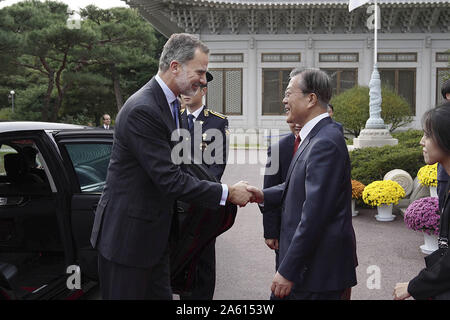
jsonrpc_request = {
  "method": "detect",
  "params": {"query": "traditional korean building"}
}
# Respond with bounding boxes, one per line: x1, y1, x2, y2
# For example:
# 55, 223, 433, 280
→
125, 0, 450, 133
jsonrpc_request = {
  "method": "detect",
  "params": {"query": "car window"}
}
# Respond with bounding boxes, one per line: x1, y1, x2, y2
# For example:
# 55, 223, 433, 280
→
0, 140, 51, 198
0, 144, 18, 176
64, 143, 112, 193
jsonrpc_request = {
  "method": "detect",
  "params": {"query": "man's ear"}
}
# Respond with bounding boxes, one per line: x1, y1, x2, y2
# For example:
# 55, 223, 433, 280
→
307, 93, 318, 109
170, 60, 181, 74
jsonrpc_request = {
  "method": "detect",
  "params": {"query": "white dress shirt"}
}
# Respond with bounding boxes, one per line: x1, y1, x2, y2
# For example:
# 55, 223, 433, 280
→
298, 112, 330, 147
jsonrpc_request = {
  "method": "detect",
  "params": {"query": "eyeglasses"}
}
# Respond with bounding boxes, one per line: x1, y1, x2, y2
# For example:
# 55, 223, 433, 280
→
284, 89, 311, 100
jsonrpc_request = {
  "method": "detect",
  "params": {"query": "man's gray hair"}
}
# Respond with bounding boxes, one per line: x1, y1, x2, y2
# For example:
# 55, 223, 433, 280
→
159, 33, 209, 72
290, 68, 332, 108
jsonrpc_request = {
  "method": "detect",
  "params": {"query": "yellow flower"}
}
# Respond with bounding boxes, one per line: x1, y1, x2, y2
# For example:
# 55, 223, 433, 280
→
417, 163, 438, 187
362, 180, 406, 207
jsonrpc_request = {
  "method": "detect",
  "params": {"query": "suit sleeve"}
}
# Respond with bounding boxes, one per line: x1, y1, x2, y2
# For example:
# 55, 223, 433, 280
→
277, 139, 347, 283
262, 144, 282, 239
408, 250, 450, 299
208, 118, 228, 181
126, 106, 223, 209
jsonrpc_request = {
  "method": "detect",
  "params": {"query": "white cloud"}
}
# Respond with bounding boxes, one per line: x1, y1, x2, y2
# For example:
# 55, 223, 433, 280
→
0, 0, 129, 10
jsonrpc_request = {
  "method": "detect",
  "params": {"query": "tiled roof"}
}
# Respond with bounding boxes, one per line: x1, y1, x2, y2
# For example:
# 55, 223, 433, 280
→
169, 0, 449, 5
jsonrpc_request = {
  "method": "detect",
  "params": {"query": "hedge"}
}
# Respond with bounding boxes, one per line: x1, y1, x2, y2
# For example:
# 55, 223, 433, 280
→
350, 129, 425, 185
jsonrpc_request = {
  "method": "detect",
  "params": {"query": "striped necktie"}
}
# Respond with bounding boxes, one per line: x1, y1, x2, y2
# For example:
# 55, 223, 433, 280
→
293, 135, 301, 156
171, 99, 180, 129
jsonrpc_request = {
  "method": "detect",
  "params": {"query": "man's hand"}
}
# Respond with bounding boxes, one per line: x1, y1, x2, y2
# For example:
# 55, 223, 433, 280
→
227, 181, 252, 207
265, 238, 279, 250
271, 272, 293, 299
246, 185, 264, 203
393, 282, 411, 300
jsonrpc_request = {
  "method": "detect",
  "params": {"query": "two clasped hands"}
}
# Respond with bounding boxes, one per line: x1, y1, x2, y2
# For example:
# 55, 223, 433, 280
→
226, 181, 294, 299
226, 180, 263, 207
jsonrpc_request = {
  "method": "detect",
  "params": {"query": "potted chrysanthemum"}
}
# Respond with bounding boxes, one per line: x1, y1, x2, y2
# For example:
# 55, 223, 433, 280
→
404, 197, 440, 254
351, 179, 365, 217
417, 163, 438, 197
362, 180, 406, 222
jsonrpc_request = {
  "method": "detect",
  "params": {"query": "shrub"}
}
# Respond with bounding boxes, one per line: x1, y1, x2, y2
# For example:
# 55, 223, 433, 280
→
392, 129, 423, 148
350, 144, 424, 186
331, 86, 369, 137
331, 86, 413, 136
380, 87, 413, 132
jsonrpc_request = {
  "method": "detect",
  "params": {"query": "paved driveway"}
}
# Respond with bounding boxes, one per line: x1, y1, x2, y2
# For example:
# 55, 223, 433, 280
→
214, 150, 426, 300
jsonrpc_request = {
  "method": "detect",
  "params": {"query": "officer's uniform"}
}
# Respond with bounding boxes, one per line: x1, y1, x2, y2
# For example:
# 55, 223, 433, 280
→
180, 106, 229, 181
179, 106, 229, 299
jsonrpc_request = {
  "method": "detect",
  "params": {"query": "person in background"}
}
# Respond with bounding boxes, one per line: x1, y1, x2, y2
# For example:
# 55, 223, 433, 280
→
260, 122, 301, 274
438, 80, 450, 210
394, 102, 450, 300
179, 71, 229, 300
98, 114, 113, 130
327, 104, 344, 135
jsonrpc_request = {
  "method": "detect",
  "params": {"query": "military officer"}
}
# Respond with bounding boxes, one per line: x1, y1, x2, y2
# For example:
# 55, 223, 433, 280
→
179, 71, 229, 299
180, 72, 228, 181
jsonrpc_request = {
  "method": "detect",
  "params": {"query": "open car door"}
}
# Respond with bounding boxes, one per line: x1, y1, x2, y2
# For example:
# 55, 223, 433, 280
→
53, 130, 113, 282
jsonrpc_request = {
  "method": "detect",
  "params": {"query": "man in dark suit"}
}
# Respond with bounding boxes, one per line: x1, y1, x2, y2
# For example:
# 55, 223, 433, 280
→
98, 114, 114, 130
90, 33, 251, 300
178, 72, 229, 300
261, 123, 301, 272
248, 68, 357, 300
327, 104, 344, 135
438, 80, 450, 210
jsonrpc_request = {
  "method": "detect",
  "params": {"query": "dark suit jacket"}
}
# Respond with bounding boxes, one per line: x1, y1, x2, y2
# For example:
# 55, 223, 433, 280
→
262, 133, 295, 240
90, 77, 223, 268
263, 117, 357, 292
180, 107, 228, 181
334, 121, 344, 135
438, 163, 449, 210
408, 181, 450, 299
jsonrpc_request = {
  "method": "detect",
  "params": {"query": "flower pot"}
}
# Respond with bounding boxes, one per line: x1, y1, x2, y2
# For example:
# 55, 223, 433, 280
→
429, 186, 438, 198
351, 199, 358, 217
420, 232, 438, 254
375, 204, 395, 222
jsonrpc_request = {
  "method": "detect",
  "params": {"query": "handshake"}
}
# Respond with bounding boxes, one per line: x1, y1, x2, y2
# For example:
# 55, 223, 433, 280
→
227, 181, 264, 207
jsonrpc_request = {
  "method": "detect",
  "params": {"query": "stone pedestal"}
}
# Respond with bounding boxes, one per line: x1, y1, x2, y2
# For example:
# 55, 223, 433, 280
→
353, 128, 398, 148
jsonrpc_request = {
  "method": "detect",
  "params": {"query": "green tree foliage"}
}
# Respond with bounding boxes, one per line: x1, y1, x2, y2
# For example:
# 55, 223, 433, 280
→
0, 1, 163, 124
331, 86, 413, 137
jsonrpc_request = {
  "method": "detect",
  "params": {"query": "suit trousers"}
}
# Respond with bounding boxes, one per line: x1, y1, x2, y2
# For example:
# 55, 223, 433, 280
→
98, 250, 172, 300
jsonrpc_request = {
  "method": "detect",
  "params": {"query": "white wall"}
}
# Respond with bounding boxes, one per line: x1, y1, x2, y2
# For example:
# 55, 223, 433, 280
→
201, 33, 450, 132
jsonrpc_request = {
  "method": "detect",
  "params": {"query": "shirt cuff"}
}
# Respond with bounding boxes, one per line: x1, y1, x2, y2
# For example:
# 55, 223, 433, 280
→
220, 184, 228, 206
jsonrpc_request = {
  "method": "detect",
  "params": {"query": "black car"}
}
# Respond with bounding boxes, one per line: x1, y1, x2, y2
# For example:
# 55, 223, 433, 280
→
0, 122, 236, 300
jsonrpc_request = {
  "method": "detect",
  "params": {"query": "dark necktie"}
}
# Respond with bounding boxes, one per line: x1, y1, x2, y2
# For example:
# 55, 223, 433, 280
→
293, 135, 301, 156
187, 114, 195, 131
171, 100, 180, 129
